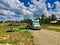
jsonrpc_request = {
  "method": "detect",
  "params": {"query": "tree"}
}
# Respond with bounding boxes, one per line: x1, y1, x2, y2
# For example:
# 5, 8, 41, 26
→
0, 21, 3, 28
25, 19, 31, 23
50, 14, 57, 21
41, 14, 45, 24
45, 16, 51, 24
0, 21, 3, 23
20, 18, 31, 23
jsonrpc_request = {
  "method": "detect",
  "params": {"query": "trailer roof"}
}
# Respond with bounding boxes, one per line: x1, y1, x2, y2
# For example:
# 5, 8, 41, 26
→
32, 20, 39, 21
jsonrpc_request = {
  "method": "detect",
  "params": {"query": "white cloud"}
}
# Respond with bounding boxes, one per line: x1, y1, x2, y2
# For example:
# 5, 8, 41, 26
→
47, 3, 52, 8
0, 0, 33, 21
28, 0, 48, 17
0, 0, 60, 21
0, 0, 50, 21
54, 1, 60, 12
49, 1, 60, 17
0, 9, 16, 15
45, 1, 60, 18
31, 0, 46, 5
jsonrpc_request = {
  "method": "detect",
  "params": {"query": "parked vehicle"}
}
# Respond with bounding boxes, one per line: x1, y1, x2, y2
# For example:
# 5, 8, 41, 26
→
27, 20, 41, 30
7, 26, 14, 32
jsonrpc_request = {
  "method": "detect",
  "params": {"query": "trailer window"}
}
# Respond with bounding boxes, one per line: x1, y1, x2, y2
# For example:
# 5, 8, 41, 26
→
33, 21, 39, 25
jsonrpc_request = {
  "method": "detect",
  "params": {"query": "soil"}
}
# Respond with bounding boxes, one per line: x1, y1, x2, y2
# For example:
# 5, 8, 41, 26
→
29, 29, 60, 45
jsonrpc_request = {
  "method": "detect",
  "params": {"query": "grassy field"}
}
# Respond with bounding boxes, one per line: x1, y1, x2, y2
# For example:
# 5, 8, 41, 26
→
42, 24, 60, 32
0, 23, 34, 45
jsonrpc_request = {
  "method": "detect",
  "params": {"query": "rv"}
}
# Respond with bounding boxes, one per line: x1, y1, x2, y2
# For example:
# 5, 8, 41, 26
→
27, 20, 41, 30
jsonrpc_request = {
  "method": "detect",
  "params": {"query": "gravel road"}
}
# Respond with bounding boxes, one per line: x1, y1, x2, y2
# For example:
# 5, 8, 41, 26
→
29, 29, 60, 45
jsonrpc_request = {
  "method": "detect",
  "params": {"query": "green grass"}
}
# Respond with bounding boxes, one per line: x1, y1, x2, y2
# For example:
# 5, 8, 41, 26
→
42, 24, 60, 32
16, 28, 29, 32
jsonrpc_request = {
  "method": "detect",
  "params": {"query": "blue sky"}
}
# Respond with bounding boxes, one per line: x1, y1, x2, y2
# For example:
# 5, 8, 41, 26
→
20, 0, 32, 7
19, 0, 59, 10
46, 0, 60, 10
0, 0, 60, 21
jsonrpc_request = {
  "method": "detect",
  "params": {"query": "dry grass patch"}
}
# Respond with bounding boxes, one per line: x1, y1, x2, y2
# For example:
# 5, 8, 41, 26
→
0, 23, 34, 45
0, 31, 34, 45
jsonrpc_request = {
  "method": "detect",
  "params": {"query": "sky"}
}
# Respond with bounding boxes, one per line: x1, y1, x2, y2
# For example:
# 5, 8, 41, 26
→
0, 0, 60, 21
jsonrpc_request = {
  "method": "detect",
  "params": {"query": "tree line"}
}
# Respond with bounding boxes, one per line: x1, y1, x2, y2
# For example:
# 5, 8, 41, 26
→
20, 14, 60, 24
0, 14, 60, 24
36, 14, 60, 24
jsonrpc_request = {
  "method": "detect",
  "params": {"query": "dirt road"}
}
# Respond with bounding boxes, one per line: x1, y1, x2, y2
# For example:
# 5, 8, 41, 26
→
29, 29, 60, 45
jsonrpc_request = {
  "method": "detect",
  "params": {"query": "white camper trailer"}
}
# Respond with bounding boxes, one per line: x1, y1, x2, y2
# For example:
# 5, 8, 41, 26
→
27, 20, 41, 30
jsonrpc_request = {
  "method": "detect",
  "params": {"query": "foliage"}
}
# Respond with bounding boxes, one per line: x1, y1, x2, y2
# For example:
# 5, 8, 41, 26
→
38, 14, 58, 24
0, 14, 59, 24
50, 14, 57, 21
20, 18, 32, 23
0, 21, 3, 23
